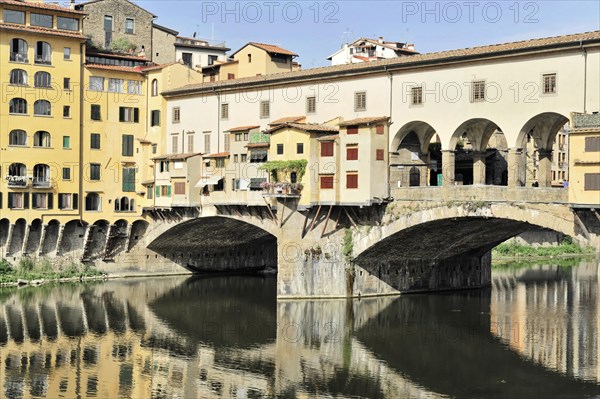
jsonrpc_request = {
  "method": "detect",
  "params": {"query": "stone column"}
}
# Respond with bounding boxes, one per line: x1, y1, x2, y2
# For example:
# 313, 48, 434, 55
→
441, 150, 455, 186
537, 149, 553, 187
473, 151, 486, 185
507, 148, 523, 187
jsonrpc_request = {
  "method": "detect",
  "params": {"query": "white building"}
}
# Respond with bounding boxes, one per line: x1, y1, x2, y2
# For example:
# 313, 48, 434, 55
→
327, 37, 417, 66
175, 36, 230, 70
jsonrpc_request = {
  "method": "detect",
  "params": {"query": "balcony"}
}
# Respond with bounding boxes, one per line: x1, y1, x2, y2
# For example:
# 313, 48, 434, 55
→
262, 182, 303, 198
34, 57, 51, 65
32, 177, 51, 188
10, 52, 28, 63
6, 175, 28, 188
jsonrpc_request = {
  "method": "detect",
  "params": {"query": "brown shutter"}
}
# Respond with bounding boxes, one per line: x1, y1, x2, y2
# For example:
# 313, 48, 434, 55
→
584, 173, 600, 190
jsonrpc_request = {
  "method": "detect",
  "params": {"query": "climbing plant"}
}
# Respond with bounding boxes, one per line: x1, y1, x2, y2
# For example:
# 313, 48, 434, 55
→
260, 160, 307, 182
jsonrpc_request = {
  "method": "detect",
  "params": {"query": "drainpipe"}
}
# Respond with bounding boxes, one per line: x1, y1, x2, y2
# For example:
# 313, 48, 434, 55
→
580, 40, 587, 113
215, 87, 220, 152
386, 66, 393, 198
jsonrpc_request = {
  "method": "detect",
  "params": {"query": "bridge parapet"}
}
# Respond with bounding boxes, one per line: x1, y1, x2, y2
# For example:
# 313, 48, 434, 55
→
391, 186, 568, 204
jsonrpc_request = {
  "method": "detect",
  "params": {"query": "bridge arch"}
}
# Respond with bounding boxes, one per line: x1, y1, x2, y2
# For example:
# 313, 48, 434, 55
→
516, 112, 569, 150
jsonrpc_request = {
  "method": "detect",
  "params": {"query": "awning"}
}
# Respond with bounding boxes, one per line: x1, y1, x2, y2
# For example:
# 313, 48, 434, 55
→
194, 175, 223, 188
250, 150, 268, 160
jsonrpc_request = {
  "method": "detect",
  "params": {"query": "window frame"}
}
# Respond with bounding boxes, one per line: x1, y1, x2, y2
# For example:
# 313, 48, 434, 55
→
354, 91, 366, 112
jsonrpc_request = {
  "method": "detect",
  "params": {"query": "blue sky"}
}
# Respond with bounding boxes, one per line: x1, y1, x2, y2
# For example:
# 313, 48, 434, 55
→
135, 0, 600, 68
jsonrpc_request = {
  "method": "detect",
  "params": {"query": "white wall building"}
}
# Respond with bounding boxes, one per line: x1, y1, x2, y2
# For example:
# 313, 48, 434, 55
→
175, 36, 230, 69
327, 37, 418, 66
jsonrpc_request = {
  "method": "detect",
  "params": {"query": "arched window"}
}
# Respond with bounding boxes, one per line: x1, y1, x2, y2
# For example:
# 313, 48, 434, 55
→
114, 198, 121, 212
9, 130, 27, 146
8, 163, 26, 177
9, 69, 27, 85
33, 164, 50, 187
34, 100, 51, 116
151, 79, 158, 96
34, 71, 51, 87
120, 197, 129, 212
129, 199, 135, 210
9, 98, 27, 114
35, 41, 51, 65
85, 193, 101, 211
9, 38, 28, 62
33, 131, 51, 147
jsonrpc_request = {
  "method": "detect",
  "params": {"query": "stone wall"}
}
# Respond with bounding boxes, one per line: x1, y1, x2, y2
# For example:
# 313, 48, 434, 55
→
152, 26, 176, 64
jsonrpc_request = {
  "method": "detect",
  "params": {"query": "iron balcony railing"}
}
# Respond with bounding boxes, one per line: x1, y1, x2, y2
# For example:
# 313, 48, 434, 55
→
10, 52, 28, 63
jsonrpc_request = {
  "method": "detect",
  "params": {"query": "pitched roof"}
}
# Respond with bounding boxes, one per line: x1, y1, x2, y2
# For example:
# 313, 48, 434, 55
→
152, 153, 203, 161
269, 116, 306, 125
153, 23, 178, 36
356, 38, 419, 54
203, 152, 230, 158
231, 42, 298, 57
139, 62, 179, 72
339, 116, 390, 127
0, 0, 86, 15
246, 142, 270, 148
164, 30, 600, 97
226, 125, 260, 132
317, 134, 339, 141
85, 64, 145, 74
264, 123, 338, 134
86, 51, 149, 61
75, 0, 157, 17
0, 22, 86, 40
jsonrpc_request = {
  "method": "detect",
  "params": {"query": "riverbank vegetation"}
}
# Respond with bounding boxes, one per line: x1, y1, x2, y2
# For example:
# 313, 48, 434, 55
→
0, 257, 102, 285
492, 236, 595, 261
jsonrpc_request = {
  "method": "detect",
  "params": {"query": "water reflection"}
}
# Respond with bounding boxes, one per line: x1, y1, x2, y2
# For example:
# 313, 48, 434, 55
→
0, 259, 598, 398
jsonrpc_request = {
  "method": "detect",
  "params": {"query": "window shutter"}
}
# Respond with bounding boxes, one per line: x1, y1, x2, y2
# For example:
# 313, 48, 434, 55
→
8, 194, 13, 209
24, 192, 29, 209
122, 167, 135, 192
122, 136, 127, 156
133, 108, 139, 123
73, 193, 78, 210
155, 185, 161, 197
47, 193, 53, 209
119, 107, 125, 122
167, 185, 172, 197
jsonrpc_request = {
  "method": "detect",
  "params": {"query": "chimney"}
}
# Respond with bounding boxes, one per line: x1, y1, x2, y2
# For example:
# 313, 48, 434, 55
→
407, 43, 415, 51
70, 0, 75, 9
378, 36, 384, 43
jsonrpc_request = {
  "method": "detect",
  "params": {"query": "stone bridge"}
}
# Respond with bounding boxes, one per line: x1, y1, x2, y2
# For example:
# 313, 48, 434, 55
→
120, 186, 599, 299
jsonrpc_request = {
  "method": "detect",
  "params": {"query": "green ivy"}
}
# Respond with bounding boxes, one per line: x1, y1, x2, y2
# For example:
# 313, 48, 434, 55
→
260, 160, 308, 182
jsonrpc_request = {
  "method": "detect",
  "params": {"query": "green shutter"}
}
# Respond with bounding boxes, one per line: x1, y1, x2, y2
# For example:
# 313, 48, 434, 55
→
119, 107, 125, 122
167, 185, 171, 197
155, 185, 160, 197
122, 167, 135, 192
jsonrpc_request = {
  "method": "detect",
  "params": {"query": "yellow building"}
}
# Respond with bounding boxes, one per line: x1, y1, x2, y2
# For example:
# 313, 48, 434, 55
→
0, 0, 86, 224
568, 112, 600, 207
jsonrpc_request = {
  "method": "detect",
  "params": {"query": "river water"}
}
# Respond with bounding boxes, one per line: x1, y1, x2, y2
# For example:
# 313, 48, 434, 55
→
0, 258, 599, 399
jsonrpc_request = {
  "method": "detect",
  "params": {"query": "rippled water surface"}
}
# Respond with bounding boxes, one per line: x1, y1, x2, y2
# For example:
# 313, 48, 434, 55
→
0, 258, 599, 398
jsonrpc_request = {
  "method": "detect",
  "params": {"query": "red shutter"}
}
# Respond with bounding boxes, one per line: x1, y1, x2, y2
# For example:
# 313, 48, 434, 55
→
376, 149, 384, 160
347, 126, 358, 134
320, 176, 334, 189
321, 142, 334, 157
346, 147, 358, 160
346, 174, 358, 189
376, 125, 384, 135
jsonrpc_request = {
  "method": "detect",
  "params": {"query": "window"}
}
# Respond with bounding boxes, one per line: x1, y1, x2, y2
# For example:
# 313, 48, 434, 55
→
207, 55, 219, 65
204, 132, 211, 153
34, 100, 51, 116
471, 80, 485, 102
91, 133, 101, 149
172, 135, 179, 153
172, 107, 180, 123
347, 125, 358, 134
33, 164, 50, 187
122, 135, 134, 156
174, 182, 186, 195
31, 13, 53, 28
216, 159, 225, 168
122, 167, 135, 192
376, 149, 384, 161
108, 78, 124, 93
64, 47, 71, 60
62, 167, 71, 180
347, 147, 358, 160
33, 131, 51, 147
9, 38, 28, 62
160, 185, 171, 197
89, 76, 104, 91
543, 73, 557, 94
8, 193, 26, 209
89, 164, 101, 181
7, 163, 27, 187
9, 98, 27, 114
234, 154, 239, 163
63, 136, 71, 149
243, 132, 249, 141
277, 144, 284, 155
306, 96, 316, 113
32, 193, 51, 209
128, 80, 141, 95
235, 133, 242, 142
376, 125, 385, 135
58, 194, 73, 210
354, 91, 366, 111
9, 69, 27, 85
321, 142, 334, 157
411, 86, 423, 105
241, 154, 247, 163
584, 174, 600, 190
260, 101, 270, 118
182, 53, 192, 67
151, 79, 158, 96
4, 9, 25, 24
187, 134, 194, 152
346, 173, 358, 189
297, 143, 304, 154
125, 18, 134, 34
147, 185, 153, 199
57, 17, 79, 31
91, 104, 101, 120
320, 176, 334, 189
64, 77, 71, 90
35, 41, 51, 65
34, 71, 51, 88
9, 130, 27, 146
224, 134, 230, 152
119, 107, 139, 123
63, 106, 71, 118
227, 73, 235, 80
221, 103, 229, 119
85, 193, 101, 211
151, 110, 160, 127
152, 144, 157, 154
248, 54, 252, 63
585, 137, 600, 152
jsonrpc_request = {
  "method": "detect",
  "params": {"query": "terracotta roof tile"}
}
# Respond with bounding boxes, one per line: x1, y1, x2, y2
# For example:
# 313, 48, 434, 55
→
165, 30, 600, 97
246, 142, 270, 148
0, 22, 86, 40
339, 116, 390, 126
203, 152, 230, 158
269, 116, 306, 125
264, 123, 338, 134
152, 152, 203, 161
226, 125, 260, 132
86, 51, 149, 61
232, 42, 297, 57
0, 0, 86, 15
139, 62, 179, 72
85, 64, 145, 74
317, 134, 339, 141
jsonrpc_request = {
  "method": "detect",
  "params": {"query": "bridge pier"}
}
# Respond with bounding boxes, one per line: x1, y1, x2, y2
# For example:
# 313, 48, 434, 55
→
537, 149, 553, 187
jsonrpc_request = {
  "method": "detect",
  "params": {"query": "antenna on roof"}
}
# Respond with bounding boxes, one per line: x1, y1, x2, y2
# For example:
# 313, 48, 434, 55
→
342, 28, 353, 45
193, 32, 196, 38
